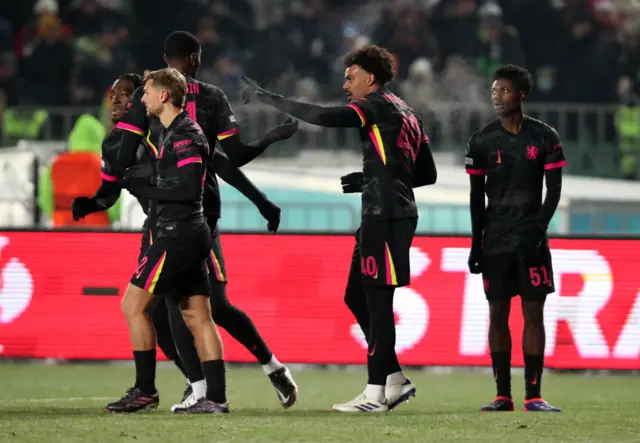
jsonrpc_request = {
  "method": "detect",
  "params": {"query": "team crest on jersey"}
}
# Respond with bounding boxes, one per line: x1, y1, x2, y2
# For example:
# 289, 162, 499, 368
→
526, 145, 539, 160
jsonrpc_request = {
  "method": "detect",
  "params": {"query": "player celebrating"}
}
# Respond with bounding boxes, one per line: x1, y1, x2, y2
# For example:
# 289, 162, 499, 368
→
114, 68, 229, 413
116, 31, 299, 413
242, 44, 437, 412
465, 65, 564, 412
72, 69, 296, 413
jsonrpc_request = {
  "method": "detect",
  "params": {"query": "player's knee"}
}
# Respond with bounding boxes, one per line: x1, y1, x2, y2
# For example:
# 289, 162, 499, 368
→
121, 290, 143, 318
522, 301, 544, 327
489, 301, 510, 327
180, 301, 213, 333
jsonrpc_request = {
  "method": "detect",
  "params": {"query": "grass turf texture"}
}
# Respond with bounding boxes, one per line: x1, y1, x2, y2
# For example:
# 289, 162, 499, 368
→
0, 363, 638, 442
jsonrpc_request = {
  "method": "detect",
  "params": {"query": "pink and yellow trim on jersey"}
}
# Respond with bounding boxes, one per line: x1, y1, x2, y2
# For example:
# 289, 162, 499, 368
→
384, 243, 398, 286
217, 128, 239, 141
145, 130, 159, 157
143, 251, 167, 293
116, 122, 145, 136
368, 124, 386, 165
347, 103, 366, 127
209, 249, 225, 281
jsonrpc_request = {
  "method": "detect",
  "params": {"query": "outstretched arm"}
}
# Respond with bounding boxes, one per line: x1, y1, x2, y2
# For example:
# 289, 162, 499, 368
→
214, 89, 299, 165
242, 76, 364, 128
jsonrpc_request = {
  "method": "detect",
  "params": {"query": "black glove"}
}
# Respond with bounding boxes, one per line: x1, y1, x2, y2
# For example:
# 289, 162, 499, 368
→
468, 243, 483, 274
265, 117, 298, 142
519, 224, 546, 262
340, 172, 363, 193
72, 197, 101, 221
241, 75, 274, 104
258, 200, 281, 233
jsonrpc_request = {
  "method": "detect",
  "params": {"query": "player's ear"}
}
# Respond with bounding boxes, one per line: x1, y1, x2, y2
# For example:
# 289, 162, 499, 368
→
368, 73, 376, 87
160, 90, 168, 103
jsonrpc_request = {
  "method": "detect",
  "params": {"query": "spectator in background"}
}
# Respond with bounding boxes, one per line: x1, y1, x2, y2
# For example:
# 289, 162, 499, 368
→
0, 18, 16, 106
73, 23, 132, 105
20, 1, 73, 106
288, 0, 338, 87
554, 0, 620, 103
196, 16, 226, 84
209, 0, 255, 50
14, 0, 71, 61
616, 21, 640, 179
431, 0, 479, 60
399, 57, 437, 110
247, 6, 297, 89
373, 1, 440, 77
210, 54, 244, 101
474, 3, 525, 85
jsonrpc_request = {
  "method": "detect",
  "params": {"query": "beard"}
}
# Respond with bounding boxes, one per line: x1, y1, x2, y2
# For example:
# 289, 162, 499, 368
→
146, 105, 161, 117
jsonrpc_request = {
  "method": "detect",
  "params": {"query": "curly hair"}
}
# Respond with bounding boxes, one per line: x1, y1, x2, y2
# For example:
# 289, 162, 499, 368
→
492, 64, 533, 96
343, 44, 397, 86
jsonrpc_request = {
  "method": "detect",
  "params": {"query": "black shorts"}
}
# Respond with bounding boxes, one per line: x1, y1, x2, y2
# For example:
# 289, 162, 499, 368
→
356, 217, 417, 288
130, 220, 212, 298
482, 247, 555, 301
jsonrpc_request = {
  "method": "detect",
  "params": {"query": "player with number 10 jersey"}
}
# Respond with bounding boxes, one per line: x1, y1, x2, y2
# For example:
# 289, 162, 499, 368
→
241, 44, 437, 413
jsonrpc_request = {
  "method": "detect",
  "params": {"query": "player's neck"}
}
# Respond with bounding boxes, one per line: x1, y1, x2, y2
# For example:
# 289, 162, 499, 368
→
499, 111, 525, 135
167, 63, 192, 78
159, 106, 182, 129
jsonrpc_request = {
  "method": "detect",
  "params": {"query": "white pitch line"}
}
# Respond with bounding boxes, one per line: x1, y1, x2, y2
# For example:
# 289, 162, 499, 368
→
5, 396, 112, 404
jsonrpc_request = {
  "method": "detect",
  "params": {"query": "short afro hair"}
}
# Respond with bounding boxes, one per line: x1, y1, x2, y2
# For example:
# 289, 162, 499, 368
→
343, 44, 397, 86
492, 64, 533, 96
164, 31, 201, 60
118, 73, 143, 90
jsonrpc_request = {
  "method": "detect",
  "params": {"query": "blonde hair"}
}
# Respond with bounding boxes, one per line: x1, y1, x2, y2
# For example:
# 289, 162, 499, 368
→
144, 68, 188, 108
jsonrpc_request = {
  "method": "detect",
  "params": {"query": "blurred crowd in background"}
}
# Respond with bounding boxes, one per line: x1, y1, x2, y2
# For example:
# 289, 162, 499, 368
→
1, 0, 640, 178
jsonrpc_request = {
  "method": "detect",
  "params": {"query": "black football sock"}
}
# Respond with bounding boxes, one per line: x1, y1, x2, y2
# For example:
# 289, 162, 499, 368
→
211, 290, 272, 365
133, 350, 156, 393
490, 352, 512, 399
365, 287, 396, 387
202, 360, 227, 403
524, 354, 544, 400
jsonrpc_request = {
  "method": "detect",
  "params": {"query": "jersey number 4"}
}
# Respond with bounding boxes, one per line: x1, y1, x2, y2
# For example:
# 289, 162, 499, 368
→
397, 112, 421, 160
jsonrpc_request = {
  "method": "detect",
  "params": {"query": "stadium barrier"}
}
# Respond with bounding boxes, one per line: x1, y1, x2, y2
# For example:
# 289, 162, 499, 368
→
0, 231, 638, 370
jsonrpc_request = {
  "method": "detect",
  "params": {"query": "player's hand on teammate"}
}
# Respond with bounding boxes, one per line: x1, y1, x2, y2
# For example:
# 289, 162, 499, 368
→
72, 197, 99, 221
467, 244, 483, 274
259, 201, 281, 233
340, 172, 363, 193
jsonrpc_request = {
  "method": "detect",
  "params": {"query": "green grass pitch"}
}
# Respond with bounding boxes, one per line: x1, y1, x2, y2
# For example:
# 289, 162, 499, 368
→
0, 362, 638, 442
